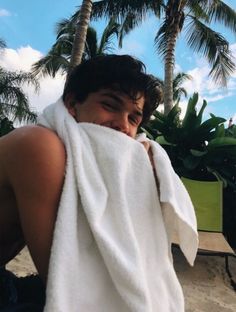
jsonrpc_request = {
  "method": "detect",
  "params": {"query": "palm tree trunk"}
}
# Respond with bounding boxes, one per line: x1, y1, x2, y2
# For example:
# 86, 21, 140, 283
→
164, 0, 186, 115
164, 36, 177, 115
69, 0, 93, 73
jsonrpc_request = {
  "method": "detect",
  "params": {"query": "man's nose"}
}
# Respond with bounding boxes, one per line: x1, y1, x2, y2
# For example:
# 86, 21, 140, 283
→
112, 115, 129, 135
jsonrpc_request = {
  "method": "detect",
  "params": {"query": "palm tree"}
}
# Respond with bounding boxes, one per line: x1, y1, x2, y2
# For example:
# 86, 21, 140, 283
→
89, 0, 236, 114
156, 71, 191, 106
69, 0, 93, 72
31, 18, 74, 78
31, 18, 121, 78
0, 67, 38, 125
172, 72, 192, 103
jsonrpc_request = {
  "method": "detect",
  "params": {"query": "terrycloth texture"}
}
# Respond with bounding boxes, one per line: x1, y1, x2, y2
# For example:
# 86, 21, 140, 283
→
38, 98, 198, 312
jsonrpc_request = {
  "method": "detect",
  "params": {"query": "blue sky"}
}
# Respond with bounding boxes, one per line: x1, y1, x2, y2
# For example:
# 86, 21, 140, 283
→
0, 0, 236, 124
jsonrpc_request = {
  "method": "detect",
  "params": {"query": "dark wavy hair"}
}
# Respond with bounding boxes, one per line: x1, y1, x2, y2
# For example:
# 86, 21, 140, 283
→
63, 54, 162, 125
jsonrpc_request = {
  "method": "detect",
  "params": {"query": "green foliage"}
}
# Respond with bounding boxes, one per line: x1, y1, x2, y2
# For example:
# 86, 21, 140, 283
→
226, 124, 236, 138
142, 93, 236, 245
0, 117, 14, 136
0, 41, 38, 136
0, 38, 6, 49
143, 93, 236, 188
153, 72, 192, 105
0, 67, 38, 133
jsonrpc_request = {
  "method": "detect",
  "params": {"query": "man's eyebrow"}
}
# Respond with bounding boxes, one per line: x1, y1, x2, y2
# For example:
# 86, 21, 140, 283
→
100, 92, 123, 104
101, 91, 143, 118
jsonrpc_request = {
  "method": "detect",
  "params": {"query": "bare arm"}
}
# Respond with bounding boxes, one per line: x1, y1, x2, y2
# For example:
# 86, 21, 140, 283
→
2, 126, 66, 283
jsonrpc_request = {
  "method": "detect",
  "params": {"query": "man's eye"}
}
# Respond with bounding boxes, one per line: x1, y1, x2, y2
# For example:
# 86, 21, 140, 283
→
101, 101, 117, 111
129, 116, 139, 125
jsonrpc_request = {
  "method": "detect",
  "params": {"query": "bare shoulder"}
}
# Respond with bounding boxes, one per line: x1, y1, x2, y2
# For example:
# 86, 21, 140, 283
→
0, 125, 64, 153
0, 125, 66, 186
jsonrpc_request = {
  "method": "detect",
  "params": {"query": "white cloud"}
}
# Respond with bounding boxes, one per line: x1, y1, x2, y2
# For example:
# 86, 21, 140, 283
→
180, 50, 236, 108
227, 78, 236, 91
181, 65, 209, 95
177, 42, 236, 106
0, 46, 43, 71
0, 46, 65, 114
0, 9, 11, 17
204, 93, 232, 103
24, 74, 65, 113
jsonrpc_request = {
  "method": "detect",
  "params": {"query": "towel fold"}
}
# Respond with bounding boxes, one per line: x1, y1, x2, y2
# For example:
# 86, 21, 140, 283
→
38, 98, 198, 312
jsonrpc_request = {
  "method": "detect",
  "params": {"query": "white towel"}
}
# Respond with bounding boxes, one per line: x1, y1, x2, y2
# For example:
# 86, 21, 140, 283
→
38, 98, 198, 312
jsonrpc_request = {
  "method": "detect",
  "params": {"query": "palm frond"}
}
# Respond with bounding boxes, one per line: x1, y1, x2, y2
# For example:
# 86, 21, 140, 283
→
173, 72, 192, 89
31, 34, 72, 78
31, 15, 75, 78
0, 38, 6, 49
118, 12, 144, 48
31, 53, 70, 78
55, 18, 76, 39
185, 0, 210, 21
85, 27, 98, 58
172, 72, 192, 102
52, 36, 74, 55
0, 85, 27, 105
98, 17, 120, 54
0, 67, 38, 123
9, 72, 39, 91
91, 0, 163, 22
186, 17, 235, 85
0, 69, 39, 93
0, 102, 37, 123
173, 87, 187, 102
209, 48, 235, 87
155, 2, 187, 59
207, 0, 236, 33
154, 20, 169, 58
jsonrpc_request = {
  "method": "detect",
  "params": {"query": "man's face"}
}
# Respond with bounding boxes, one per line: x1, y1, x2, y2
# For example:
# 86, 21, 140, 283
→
67, 89, 145, 138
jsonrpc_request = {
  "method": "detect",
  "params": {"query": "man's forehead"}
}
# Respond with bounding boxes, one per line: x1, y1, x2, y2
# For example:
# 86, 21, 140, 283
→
98, 88, 144, 108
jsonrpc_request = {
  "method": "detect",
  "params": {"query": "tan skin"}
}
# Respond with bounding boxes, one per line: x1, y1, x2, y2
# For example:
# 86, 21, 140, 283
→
0, 89, 152, 284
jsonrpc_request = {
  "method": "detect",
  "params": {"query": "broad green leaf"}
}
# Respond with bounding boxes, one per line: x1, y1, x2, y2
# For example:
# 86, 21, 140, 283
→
198, 116, 226, 133
208, 137, 236, 148
190, 149, 208, 156
156, 136, 174, 145
183, 154, 202, 170
140, 127, 154, 140
182, 93, 199, 129
196, 99, 207, 126
214, 124, 225, 138
206, 167, 228, 187
166, 103, 181, 124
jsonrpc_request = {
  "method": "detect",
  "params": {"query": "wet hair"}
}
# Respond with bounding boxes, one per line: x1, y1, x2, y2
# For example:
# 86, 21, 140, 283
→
63, 54, 162, 125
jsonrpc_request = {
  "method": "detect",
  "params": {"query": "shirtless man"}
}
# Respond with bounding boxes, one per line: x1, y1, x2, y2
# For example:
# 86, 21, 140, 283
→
0, 55, 162, 308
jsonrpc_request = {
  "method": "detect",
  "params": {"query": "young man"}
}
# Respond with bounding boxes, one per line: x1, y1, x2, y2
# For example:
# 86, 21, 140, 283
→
0, 55, 163, 310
